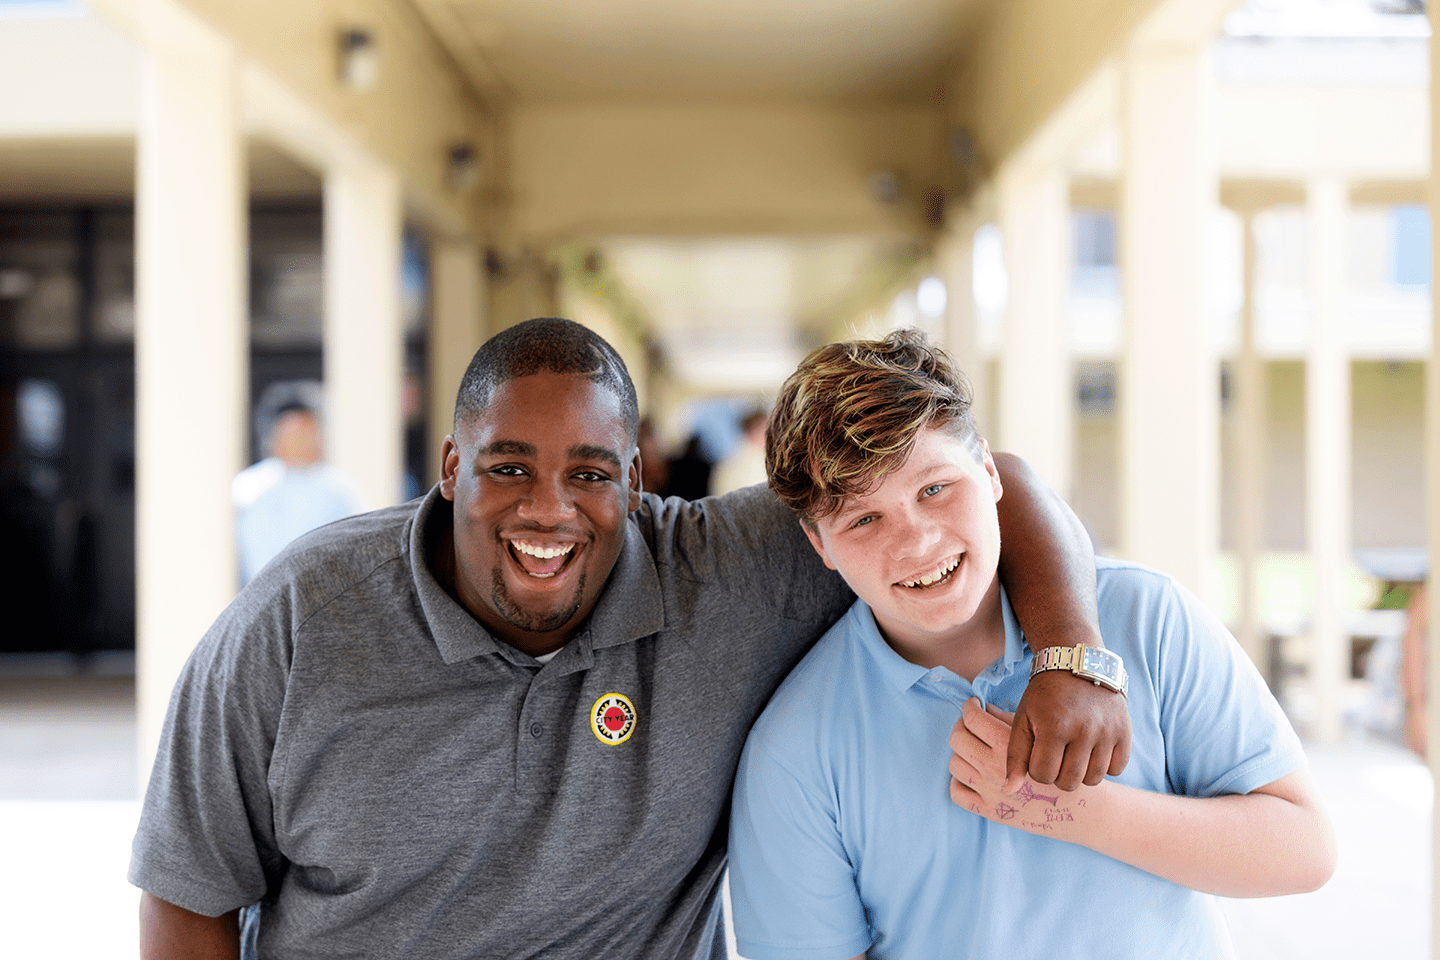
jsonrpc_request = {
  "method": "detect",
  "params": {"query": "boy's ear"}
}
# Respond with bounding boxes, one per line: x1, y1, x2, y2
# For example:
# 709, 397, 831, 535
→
980, 439, 1002, 503
801, 520, 838, 571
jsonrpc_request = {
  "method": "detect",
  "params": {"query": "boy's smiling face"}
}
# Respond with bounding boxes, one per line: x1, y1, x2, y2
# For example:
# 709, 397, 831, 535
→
802, 424, 1005, 666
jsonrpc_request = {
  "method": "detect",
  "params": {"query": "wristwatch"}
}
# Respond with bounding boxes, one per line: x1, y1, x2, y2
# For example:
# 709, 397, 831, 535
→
1029, 643, 1128, 697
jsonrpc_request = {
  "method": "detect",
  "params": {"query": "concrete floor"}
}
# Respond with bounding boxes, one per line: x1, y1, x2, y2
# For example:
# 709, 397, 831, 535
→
0, 660, 1429, 959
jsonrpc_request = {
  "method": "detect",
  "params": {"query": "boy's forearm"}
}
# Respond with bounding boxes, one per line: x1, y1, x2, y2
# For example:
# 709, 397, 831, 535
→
1009, 770, 1336, 898
991, 452, 1102, 652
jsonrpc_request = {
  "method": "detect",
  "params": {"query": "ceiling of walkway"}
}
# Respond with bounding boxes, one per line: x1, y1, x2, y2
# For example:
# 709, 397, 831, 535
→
595, 234, 931, 392
409, 0, 981, 104
406, 0, 968, 403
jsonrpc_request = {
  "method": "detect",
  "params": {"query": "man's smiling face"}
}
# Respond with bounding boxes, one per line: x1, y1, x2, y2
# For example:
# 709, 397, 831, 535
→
440, 370, 641, 656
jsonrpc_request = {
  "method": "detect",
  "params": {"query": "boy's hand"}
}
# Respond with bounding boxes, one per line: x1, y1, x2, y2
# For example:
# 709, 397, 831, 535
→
1002, 671, 1130, 792
950, 698, 1096, 839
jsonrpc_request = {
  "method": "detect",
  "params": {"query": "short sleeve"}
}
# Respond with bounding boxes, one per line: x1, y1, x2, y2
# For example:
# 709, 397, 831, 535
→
1150, 576, 1307, 798
728, 735, 873, 960
128, 584, 293, 915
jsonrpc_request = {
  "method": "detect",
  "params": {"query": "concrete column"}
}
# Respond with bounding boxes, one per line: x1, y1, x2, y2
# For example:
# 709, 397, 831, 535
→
324, 159, 403, 509
133, 6, 246, 774
1428, 6, 1440, 952
1304, 177, 1350, 745
939, 228, 989, 437
1232, 209, 1268, 674
1118, 42, 1220, 604
997, 167, 1071, 495
429, 239, 487, 471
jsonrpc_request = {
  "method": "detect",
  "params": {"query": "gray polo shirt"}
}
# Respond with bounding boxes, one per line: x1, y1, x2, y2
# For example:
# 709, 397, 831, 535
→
130, 484, 852, 959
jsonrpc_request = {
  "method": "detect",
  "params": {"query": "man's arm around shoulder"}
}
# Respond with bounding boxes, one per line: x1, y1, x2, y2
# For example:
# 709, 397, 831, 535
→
139, 891, 240, 960
991, 452, 1131, 791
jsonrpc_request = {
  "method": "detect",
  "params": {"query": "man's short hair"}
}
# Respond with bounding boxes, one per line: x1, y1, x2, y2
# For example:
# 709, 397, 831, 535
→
455, 317, 640, 443
766, 328, 981, 524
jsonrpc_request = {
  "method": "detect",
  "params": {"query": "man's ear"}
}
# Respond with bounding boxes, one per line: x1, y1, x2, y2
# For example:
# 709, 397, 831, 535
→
439, 435, 460, 502
980, 439, 1002, 504
627, 449, 643, 511
801, 519, 837, 571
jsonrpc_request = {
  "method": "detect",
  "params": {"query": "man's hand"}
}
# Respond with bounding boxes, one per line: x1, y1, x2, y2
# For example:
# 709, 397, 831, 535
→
1002, 670, 1130, 792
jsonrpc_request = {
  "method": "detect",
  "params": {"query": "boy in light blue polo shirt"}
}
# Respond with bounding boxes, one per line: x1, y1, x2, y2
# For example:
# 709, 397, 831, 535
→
728, 329, 1337, 960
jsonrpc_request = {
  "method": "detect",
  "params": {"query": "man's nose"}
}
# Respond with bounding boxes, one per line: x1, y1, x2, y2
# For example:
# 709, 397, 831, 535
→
517, 476, 577, 524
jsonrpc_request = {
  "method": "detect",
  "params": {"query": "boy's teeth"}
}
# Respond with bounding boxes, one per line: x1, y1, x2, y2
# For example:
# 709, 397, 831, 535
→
903, 556, 959, 588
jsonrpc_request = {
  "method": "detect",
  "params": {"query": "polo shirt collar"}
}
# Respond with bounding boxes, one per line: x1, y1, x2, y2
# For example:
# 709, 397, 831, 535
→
850, 585, 1030, 694
408, 487, 665, 666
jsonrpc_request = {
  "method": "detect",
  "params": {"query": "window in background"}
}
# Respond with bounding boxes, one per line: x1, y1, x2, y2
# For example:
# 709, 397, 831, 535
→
1072, 208, 1119, 297
1391, 204, 1430, 289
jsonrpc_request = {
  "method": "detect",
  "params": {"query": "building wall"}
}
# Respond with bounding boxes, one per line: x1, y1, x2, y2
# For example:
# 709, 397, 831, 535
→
1352, 360, 1425, 550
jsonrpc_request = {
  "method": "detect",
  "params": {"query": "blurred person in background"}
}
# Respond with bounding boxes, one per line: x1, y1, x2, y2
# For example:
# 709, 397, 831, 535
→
232, 380, 362, 585
664, 432, 713, 499
711, 405, 769, 497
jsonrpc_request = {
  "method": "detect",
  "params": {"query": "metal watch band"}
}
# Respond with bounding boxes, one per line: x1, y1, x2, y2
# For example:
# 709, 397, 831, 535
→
1029, 642, 1127, 696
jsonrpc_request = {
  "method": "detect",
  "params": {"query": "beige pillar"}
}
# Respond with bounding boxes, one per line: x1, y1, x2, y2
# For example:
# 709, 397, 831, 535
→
997, 167, 1072, 495
1304, 177, 1350, 744
133, 5, 246, 774
1429, 7, 1440, 953
1118, 41, 1220, 604
1232, 209, 1268, 673
429, 240, 487, 471
324, 159, 404, 509
939, 227, 990, 437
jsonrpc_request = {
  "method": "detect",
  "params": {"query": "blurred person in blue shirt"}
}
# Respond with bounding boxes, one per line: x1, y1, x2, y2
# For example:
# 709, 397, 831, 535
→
233, 381, 362, 585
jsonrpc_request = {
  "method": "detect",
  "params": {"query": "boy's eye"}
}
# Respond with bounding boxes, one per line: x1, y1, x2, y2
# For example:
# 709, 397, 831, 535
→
923, 484, 944, 497
851, 515, 875, 529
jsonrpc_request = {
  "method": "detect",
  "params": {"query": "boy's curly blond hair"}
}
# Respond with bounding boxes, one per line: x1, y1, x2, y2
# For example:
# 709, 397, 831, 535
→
766, 328, 981, 525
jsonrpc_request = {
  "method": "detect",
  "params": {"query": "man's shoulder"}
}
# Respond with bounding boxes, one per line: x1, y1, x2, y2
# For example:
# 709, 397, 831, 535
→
629, 486, 849, 621
632, 485, 793, 542
243, 498, 418, 618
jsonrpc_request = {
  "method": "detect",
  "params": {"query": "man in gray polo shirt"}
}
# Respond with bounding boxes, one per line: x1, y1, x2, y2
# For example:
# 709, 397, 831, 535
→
131, 318, 1128, 959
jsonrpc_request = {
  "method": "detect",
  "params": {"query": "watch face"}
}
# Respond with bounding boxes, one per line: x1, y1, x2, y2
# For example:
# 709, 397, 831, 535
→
1081, 647, 1121, 683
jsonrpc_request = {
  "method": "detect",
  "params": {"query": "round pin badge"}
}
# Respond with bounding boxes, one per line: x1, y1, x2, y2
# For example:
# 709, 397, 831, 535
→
590, 692, 637, 745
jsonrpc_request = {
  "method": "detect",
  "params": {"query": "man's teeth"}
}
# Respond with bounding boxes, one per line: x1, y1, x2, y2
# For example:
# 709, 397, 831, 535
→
902, 557, 960, 588
512, 541, 575, 560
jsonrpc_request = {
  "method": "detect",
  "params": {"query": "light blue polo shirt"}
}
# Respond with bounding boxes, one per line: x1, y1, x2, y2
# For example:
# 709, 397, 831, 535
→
729, 558, 1305, 960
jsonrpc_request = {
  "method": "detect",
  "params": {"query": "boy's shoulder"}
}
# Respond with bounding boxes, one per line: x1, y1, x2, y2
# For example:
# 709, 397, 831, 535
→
747, 601, 876, 751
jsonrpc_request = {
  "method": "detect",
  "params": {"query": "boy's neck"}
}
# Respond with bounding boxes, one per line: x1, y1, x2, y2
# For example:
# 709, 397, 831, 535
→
878, 573, 1007, 683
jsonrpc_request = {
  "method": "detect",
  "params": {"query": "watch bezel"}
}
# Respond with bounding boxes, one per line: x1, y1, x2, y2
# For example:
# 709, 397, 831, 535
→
1075, 645, 1127, 695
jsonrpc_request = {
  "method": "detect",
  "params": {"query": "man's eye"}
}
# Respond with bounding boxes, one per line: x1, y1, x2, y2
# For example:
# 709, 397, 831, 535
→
851, 515, 875, 529
489, 465, 526, 478
574, 470, 610, 483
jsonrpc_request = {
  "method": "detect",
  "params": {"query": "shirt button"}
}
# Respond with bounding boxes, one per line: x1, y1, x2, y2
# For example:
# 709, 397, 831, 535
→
930, 672, 944, 682
530, 723, 543, 738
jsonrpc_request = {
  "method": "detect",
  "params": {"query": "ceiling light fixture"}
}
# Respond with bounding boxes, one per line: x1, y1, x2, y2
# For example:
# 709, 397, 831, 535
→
446, 143, 480, 192
339, 27, 378, 91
